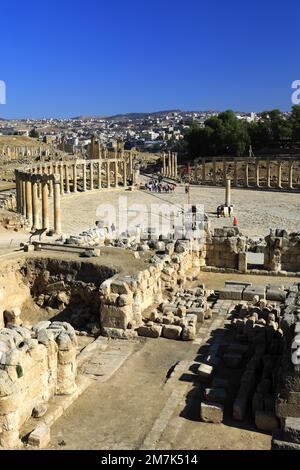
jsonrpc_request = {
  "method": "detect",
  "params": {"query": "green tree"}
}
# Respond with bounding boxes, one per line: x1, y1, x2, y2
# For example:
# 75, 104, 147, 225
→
29, 128, 39, 138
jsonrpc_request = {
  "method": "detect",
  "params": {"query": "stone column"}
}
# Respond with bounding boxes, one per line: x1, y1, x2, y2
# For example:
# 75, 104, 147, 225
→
245, 161, 249, 187
73, 163, 77, 192
123, 160, 127, 187
25, 175, 33, 227
266, 159, 271, 188
234, 160, 238, 187
162, 153, 166, 175
114, 160, 118, 187
21, 176, 26, 216
53, 176, 62, 234
106, 161, 111, 188
98, 160, 102, 189
90, 161, 94, 190
42, 178, 49, 231
212, 158, 217, 185
82, 162, 87, 191
129, 152, 133, 178
225, 178, 231, 206
278, 161, 282, 188
255, 160, 260, 187
48, 165, 53, 197
32, 177, 40, 230
223, 160, 227, 186
174, 153, 178, 178
65, 164, 70, 193
202, 158, 206, 184
288, 161, 294, 189
15, 171, 21, 213
59, 163, 64, 195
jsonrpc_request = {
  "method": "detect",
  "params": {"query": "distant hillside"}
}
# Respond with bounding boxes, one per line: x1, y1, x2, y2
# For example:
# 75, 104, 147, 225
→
71, 109, 183, 121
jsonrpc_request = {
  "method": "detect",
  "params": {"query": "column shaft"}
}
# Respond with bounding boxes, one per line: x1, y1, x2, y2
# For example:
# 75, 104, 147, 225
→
42, 180, 49, 230
25, 176, 33, 227
53, 177, 62, 234
32, 178, 40, 230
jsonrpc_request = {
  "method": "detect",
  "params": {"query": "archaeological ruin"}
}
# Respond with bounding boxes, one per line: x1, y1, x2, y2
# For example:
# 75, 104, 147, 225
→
0, 138, 299, 450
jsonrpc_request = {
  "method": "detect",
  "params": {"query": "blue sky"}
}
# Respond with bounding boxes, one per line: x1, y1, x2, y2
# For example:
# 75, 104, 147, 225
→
1, 0, 299, 118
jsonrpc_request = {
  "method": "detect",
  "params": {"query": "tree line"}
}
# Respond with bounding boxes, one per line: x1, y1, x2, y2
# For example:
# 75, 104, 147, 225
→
183, 106, 300, 158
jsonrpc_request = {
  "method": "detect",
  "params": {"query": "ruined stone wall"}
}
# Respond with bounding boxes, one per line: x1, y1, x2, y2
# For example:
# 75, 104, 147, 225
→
0, 321, 77, 448
99, 241, 203, 337
275, 283, 300, 420
265, 230, 300, 273
205, 227, 247, 269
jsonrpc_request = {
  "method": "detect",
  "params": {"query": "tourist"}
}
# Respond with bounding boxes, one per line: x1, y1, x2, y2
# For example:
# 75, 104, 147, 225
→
233, 215, 238, 226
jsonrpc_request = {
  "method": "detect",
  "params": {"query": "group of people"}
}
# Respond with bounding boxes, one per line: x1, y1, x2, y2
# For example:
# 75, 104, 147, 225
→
216, 204, 238, 226
145, 180, 176, 193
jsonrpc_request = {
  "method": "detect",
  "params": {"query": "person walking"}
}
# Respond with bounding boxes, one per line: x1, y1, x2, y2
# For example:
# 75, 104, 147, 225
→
233, 215, 238, 226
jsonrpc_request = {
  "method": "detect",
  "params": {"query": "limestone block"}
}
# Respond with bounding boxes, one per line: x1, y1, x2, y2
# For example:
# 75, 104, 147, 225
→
181, 325, 196, 341
28, 424, 50, 448
137, 325, 162, 338
197, 363, 213, 381
101, 304, 133, 330
243, 285, 266, 301
200, 401, 224, 423
283, 417, 300, 444
162, 325, 182, 340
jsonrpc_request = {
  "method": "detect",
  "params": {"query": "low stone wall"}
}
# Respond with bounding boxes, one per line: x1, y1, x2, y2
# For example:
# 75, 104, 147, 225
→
0, 321, 77, 448
205, 227, 247, 270
265, 230, 300, 273
275, 283, 300, 420
99, 241, 203, 337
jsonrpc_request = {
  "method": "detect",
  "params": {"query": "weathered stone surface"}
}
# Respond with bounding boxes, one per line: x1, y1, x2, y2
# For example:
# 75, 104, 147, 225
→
283, 417, 300, 444
162, 325, 182, 340
137, 325, 162, 338
197, 363, 213, 381
28, 424, 50, 448
200, 401, 224, 423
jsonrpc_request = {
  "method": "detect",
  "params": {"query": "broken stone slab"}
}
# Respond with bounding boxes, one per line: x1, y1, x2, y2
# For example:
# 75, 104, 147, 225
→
204, 387, 227, 404
255, 410, 279, 431
181, 325, 196, 341
243, 285, 266, 301
266, 286, 287, 302
162, 325, 182, 340
137, 325, 162, 338
219, 285, 244, 301
283, 417, 300, 444
101, 327, 138, 340
200, 401, 224, 423
271, 429, 300, 450
197, 363, 214, 381
28, 424, 50, 448
32, 404, 48, 418
186, 308, 204, 323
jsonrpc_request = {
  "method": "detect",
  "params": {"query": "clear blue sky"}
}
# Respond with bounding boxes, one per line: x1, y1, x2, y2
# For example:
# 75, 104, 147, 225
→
1, 0, 299, 118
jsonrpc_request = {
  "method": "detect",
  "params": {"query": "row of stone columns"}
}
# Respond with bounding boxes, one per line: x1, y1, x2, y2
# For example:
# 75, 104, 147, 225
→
15, 158, 134, 234
194, 158, 296, 189
15, 170, 62, 234
29, 158, 133, 193
162, 152, 178, 179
